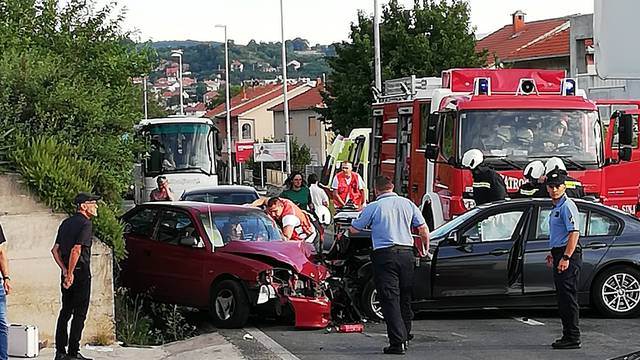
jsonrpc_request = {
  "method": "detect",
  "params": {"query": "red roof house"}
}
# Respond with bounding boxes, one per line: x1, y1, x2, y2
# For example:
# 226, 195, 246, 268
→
204, 82, 312, 150
476, 10, 571, 70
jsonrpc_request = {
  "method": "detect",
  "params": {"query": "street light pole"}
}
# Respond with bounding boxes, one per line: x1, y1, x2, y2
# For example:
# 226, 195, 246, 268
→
216, 24, 234, 184
374, 0, 382, 92
143, 76, 148, 119
171, 49, 184, 115
280, 0, 292, 175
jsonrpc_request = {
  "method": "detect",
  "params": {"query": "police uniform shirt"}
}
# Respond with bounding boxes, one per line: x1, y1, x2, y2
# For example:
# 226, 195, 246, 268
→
548, 194, 580, 248
351, 192, 426, 250
472, 165, 507, 205
55, 213, 93, 277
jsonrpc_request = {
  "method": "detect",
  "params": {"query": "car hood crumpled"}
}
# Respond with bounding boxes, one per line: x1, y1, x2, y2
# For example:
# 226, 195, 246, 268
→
221, 241, 328, 279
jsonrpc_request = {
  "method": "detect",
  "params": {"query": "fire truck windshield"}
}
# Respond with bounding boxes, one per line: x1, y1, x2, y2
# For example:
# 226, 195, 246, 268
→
459, 110, 602, 169
146, 123, 213, 176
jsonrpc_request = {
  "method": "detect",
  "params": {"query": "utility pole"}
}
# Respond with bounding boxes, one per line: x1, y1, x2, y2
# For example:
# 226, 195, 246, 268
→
280, 0, 292, 175
374, 0, 382, 92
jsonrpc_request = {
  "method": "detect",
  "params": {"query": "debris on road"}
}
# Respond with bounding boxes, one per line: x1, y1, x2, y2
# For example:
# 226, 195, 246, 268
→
243, 334, 254, 341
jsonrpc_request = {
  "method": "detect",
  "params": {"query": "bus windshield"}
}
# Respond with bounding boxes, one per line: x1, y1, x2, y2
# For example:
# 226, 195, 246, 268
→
146, 123, 212, 175
459, 110, 602, 169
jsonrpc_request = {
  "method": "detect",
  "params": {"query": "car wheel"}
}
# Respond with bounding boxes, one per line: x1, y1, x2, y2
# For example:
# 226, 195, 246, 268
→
210, 280, 250, 328
592, 265, 640, 318
361, 279, 384, 321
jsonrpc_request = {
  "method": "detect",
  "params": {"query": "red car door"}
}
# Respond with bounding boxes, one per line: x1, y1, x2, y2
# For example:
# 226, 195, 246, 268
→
147, 208, 208, 307
121, 207, 160, 292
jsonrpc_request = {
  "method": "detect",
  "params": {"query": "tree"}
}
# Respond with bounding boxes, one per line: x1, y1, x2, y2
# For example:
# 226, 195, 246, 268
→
0, 0, 156, 260
320, 0, 487, 133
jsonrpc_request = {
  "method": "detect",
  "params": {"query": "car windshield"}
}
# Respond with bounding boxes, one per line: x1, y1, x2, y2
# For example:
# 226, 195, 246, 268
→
184, 191, 258, 205
459, 110, 602, 169
146, 123, 212, 175
199, 209, 282, 247
430, 208, 480, 239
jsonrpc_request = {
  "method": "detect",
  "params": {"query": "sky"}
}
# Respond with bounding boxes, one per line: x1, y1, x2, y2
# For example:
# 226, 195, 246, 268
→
108, 0, 594, 45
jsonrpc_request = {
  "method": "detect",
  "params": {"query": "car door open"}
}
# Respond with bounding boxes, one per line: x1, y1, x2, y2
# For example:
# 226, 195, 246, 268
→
432, 208, 529, 298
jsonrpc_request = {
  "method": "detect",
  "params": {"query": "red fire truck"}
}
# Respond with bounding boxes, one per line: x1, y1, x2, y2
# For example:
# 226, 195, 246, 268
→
371, 69, 640, 229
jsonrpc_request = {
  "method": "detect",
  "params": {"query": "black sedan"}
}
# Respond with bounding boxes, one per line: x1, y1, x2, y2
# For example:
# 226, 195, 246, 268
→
180, 185, 259, 205
330, 198, 640, 320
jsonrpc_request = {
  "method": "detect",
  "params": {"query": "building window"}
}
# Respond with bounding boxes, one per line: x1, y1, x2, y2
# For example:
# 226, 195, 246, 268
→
242, 123, 252, 140
308, 116, 318, 137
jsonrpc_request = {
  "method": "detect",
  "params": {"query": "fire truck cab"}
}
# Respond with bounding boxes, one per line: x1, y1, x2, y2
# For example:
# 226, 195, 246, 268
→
420, 69, 640, 227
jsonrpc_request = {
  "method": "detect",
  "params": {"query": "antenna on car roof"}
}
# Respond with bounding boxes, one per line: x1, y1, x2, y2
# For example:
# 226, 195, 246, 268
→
208, 203, 214, 248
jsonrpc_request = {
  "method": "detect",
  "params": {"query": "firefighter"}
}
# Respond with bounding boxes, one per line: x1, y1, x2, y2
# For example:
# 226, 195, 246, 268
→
544, 157, 585, 198
462, 149, 507, 205
514, 160, 548, 198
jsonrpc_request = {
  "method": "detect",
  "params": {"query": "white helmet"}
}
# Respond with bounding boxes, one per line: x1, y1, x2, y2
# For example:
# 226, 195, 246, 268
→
545, 157, 566, 174
523, 160, 545, 180
462, 149, 484, 169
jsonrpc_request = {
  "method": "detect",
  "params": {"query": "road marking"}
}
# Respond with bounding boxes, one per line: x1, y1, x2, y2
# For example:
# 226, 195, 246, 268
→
244, 327, 301, 360
512, 317, 545, 326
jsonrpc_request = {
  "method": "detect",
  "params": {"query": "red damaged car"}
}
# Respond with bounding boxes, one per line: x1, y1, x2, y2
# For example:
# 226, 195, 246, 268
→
120, 201, 331, 329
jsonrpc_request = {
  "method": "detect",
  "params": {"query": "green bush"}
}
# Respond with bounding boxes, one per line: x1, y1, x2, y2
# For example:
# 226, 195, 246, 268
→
10, 136, 126, 260
115, 288, 196, 346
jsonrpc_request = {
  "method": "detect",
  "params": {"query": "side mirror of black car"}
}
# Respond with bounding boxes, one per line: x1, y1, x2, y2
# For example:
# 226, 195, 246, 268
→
445, 232, 458, 245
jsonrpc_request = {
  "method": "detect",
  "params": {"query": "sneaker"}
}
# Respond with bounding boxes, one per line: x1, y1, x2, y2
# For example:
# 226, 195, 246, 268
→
68, 353, 93, 360
54, 352, 68, 360
551, 338, 581, 349
383, 343, 406, 355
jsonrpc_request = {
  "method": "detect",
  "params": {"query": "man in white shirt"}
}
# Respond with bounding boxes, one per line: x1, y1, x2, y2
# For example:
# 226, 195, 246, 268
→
308, 174, 331, 224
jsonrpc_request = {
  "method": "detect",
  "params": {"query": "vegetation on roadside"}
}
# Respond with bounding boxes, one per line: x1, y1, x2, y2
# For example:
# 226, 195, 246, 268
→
115, 288, 196, 346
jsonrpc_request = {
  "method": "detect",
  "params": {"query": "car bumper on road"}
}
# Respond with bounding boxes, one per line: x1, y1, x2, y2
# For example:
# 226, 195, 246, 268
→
287, 296, 331, 329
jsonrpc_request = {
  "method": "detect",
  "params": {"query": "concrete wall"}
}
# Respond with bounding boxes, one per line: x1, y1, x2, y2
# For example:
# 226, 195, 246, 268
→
273, 109, 330, 166
570, 13, 640, 100
0, 174, 115, 345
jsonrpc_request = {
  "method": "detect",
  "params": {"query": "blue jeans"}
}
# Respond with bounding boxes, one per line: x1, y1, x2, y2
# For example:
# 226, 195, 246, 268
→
0, 284, 8, 360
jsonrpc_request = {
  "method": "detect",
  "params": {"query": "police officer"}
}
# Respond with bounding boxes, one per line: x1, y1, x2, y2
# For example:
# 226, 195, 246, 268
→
462, 149, 507, 205
545, 170, 582, 349
545, 157, 585, 198
51, 192, 100, 360
514, 160, 548, 198
350, 176, 429, 355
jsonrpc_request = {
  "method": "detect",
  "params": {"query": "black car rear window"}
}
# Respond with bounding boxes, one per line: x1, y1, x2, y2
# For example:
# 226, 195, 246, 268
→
184, 192, 258, 205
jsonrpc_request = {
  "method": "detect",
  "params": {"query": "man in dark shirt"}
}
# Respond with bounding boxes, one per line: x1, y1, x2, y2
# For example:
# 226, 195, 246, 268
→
51, 192, 99, 360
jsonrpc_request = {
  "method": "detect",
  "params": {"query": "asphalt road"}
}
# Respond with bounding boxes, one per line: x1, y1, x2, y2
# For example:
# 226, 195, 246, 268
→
212, 309, 640, 360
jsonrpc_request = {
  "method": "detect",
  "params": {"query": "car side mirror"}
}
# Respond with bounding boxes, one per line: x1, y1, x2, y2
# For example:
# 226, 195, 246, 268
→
424, 113, 441, 161
179, 236, 203, 248
618, 114, 634, 146
445, 232, 458, 245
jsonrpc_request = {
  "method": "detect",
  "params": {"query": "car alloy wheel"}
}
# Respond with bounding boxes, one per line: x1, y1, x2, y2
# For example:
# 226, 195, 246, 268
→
601, 272, 640, 313
370, 289, 384, 320
215, 289, 236, 321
